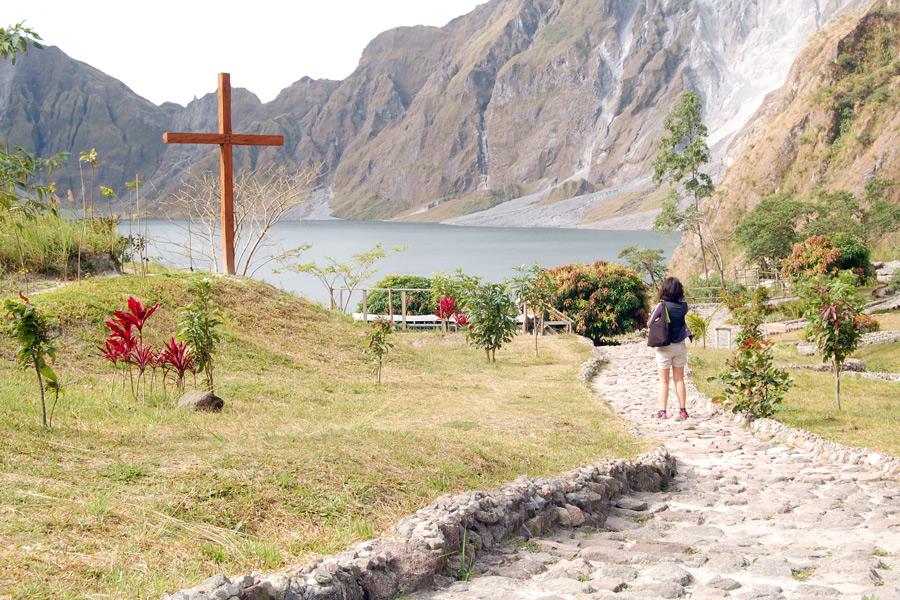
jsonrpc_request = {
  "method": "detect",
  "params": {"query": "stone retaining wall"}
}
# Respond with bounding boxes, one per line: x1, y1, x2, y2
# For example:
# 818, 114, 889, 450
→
164, 449, 675, 600
859, 329, 900, 346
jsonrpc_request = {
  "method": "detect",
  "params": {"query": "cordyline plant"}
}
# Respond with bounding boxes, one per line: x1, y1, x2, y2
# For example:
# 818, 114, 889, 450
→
712, 288, 792, 418
3, 293, 62, 428
100, 296, 160, 401
366, 317, 394, 384
799, 272, 877, 410
434, 295, 468, 335
160, 337, 195, 392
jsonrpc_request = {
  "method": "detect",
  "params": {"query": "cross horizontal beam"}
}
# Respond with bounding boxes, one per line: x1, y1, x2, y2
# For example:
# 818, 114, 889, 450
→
162, 132, 284, 146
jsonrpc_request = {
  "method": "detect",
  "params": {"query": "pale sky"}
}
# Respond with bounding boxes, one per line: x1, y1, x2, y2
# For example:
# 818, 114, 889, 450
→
5, 1, 487, 106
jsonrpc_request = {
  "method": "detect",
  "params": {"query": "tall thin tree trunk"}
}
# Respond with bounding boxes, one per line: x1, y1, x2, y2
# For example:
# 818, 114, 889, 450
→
834, 359, 842, 411
33, 358, 47, 428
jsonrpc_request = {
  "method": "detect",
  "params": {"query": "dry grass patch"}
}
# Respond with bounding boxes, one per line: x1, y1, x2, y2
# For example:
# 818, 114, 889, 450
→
0, 272, 642, 598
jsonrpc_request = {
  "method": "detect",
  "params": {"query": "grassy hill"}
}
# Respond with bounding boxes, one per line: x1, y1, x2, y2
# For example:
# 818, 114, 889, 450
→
0, 271, 643, 598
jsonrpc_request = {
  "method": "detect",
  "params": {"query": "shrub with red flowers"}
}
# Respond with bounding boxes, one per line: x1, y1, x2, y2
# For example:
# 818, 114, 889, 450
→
713, 288, 792, 419
780, 235, 842, 282
434, 295, 468, 334
547, 261, 648, 344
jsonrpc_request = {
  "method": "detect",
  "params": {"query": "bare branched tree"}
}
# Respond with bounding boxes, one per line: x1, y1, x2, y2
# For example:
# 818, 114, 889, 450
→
162, 164, 321, 277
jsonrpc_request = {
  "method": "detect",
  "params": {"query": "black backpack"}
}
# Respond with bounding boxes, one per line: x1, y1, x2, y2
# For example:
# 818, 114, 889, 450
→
647, 303, 670, 347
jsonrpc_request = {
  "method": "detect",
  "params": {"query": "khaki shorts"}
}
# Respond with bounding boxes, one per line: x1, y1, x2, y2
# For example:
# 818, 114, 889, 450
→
655, 341, 688, 369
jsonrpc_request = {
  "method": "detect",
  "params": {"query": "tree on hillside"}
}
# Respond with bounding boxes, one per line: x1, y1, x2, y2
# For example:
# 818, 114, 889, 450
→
803, 180, 900, 245
617, 246, 666, 288
652, 91, 724, 281
735, 194, 809, 271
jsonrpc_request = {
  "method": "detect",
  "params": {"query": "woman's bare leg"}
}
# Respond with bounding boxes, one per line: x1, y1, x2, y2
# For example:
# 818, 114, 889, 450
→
672, 366, 687, 409
658, 368, 671, 412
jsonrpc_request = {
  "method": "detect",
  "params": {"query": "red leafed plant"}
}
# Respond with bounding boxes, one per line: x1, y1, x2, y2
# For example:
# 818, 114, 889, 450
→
160, 337, 195, 391
435, 295, 468, 334
454, 312, 469, 328
99, 296, 165, 401
114, 297, 159, 334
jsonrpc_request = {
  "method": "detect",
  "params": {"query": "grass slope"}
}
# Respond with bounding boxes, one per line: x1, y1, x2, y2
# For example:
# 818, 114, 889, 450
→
690, 319, 899, 456
0, 272, 642, 598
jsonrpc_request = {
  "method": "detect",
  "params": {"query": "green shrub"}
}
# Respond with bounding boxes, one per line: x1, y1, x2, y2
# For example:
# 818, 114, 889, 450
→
735, 194, 808, 269
465, 283, 518, 362
830, 232, 874, 281
358, 275, 432, 315
888, 269, 900, 294
713, 288, 792, 418
685, 313, 708, 348
0, 211, 126, 277
685, 273, 747, 303
548, 261, 648, 344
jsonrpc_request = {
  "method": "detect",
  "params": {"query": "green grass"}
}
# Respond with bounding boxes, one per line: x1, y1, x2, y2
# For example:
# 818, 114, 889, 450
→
690, 342, 899, 456
0, 271, 643, 598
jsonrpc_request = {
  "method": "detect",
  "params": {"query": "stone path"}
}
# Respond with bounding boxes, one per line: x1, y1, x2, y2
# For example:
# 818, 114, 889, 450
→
412, 342, 900, 600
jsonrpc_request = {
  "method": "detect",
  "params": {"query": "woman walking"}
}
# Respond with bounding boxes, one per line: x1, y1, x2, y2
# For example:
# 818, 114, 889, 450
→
649, 277, 692, 420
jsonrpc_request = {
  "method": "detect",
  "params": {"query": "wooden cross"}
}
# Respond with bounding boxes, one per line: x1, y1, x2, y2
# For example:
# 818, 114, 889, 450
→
163, 73, 284, 275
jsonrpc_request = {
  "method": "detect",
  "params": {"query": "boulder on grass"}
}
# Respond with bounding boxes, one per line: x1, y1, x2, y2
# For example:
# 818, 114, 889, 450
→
178, 390, 224, 412
842, 358, 866, 372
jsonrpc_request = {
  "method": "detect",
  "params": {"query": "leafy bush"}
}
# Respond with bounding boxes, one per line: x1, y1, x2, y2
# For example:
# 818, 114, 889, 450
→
830, 232, 873, 281
365, 317, 394, 384
713, 288, 792, 418
685, 313, 708, 348
888, 269, 900, 294
358, 275, 432, 315
3, 293, 61, 428
780, 235, 842, 282
465, 283, 518, 362
178, 279, 222, 392
685, 273, 747, 303
548, 261, 648, 344
734, 194, 808, 269
799, 273, 876, 410
510, 263, 556, 355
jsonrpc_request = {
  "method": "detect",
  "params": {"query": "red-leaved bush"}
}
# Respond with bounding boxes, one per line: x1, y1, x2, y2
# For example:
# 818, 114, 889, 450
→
780, 235, 842, 282
548, 261, 648, 344
434, 295, 468, 333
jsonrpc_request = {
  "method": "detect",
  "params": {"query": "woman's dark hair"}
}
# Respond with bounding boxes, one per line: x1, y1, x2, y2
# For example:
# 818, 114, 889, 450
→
658, 276, 685, 302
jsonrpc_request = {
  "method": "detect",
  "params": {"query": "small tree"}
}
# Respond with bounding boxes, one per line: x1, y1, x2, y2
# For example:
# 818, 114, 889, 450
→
280, 243, 405, 311
685, 313, 708, 348
652, 90, 724, 281
365, 317, 394, 384
3, 293, 61, 428
179, 278, 222, 392
780, 235, 843, 283
735, 194, 808, 270
510, 263, 556, 355
0, 22, 43, 64
465, 283, 518, 362
617, 246, 666, 288
713, 288, 792, 418
799, 273, 876, 410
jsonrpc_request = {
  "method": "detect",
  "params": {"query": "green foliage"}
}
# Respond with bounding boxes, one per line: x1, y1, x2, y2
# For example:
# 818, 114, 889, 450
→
617, 246, 666, 287
830, 232, 873, 281
0, 145, 68, 211
0, 22, 43, 65
685, 273, 747, 303
3, 294, 61, 428
510, 263, 557, 355
780, 235, 843, 283
685, 313, 708, 348
713, 288, 792, 418
431, 269, 482, 310
799, 272, 877, 410
888, 269, 900, 294
178, 279, 222, 392
0, 212, 126, 277
465, 283, 518, 362
735, 194, 809, 269
803, 182, 900, 246
549, 261, 649, 344
365, 318, 394, 384
279, 243, 404, 311
358, 275, 432, 315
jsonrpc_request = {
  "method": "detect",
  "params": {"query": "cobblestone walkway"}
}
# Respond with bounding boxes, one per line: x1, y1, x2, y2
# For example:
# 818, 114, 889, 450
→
412, 342, 900, 600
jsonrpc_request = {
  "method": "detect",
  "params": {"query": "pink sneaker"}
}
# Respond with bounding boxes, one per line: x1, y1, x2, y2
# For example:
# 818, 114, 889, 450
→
656, 410, 668, 419
678, 408, 689, 420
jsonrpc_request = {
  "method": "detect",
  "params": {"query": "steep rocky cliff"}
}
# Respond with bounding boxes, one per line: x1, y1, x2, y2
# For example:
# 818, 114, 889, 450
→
0, 0, 869, 222
671, 0, 900, 275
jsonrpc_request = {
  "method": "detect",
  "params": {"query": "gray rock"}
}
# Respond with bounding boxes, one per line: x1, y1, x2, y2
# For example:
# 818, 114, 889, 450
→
706, 575, 741, 590
178, 390, 224, 412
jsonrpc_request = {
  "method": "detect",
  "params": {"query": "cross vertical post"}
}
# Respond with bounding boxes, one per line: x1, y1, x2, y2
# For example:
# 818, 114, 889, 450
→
218, 73, 235, 275
163, 73, 284, 276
